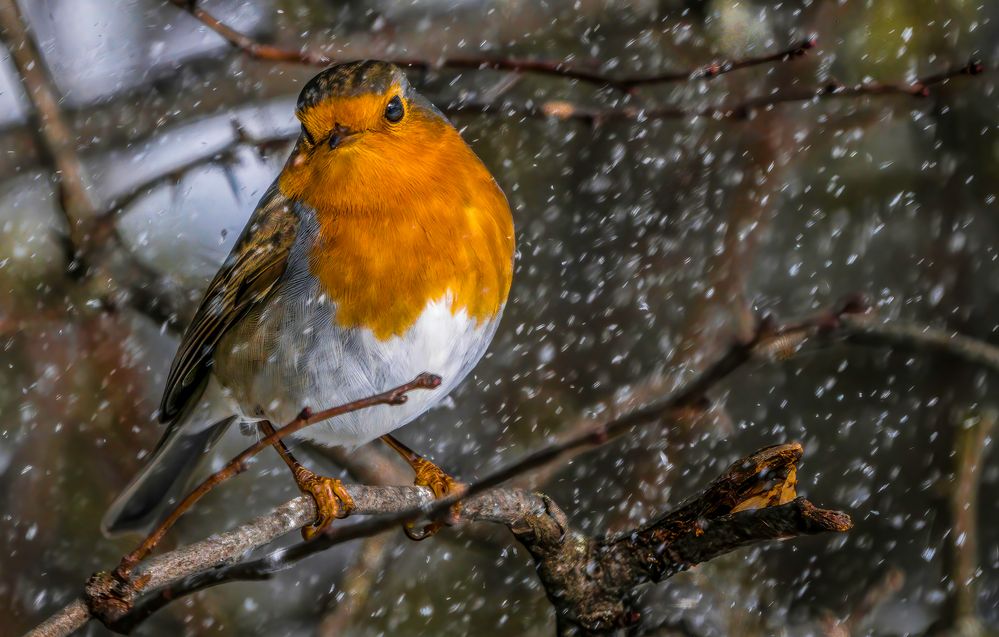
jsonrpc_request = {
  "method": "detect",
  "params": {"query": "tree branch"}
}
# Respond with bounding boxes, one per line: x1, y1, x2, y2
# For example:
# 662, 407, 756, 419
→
27, 443, 849, 637
97, 122, 294, 227
0, 0, 190, 326
33, 298, 992, 635
926, 410, 994, 636
29, 301, 858, 635
167, 0, 815, 92
837, 314, 999, 375
452, 59, 987, 124
521, 443, 850, 634
112, 373, 442, 581
0, 0, 95, 246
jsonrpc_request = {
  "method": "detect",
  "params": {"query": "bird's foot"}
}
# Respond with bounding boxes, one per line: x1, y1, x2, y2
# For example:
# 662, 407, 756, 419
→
294, 465, 354, 541
405, 458, 463, 541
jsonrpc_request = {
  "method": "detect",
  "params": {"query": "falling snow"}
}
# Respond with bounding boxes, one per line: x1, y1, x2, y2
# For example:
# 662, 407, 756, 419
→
1, 1, 998, 636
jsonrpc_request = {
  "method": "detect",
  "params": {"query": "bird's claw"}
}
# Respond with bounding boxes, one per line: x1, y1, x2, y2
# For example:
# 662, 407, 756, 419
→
294, 466, 354, 541
404, 457, 462, 541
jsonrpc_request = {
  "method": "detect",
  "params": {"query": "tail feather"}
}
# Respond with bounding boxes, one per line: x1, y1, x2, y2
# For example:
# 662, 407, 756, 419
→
101, 417, 234, 536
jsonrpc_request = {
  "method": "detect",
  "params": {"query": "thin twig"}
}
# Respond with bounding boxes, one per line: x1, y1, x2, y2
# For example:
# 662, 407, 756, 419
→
113, 373, 441, 579
97, 125, 293, 225
168, 0, 815, 92
452, 59, 987, 124
838, 314, 999, 375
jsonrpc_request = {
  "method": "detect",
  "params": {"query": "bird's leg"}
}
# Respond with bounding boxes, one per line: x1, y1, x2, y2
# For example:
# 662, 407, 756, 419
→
380, 434, 462, 540
258, 421, 354, 541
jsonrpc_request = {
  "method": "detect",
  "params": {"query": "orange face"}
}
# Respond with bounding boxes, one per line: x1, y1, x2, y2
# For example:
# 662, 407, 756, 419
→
278, 62, 515, 340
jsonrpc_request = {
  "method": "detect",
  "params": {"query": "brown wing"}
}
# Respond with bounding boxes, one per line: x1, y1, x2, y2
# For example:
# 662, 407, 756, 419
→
159, 185, 300, 424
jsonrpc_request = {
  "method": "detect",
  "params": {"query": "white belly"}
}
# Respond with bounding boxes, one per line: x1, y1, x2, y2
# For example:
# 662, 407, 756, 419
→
213, 281, 499, 448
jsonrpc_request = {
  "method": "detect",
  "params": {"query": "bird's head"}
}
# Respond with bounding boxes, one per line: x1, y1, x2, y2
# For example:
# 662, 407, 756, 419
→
279, 60, 463, 213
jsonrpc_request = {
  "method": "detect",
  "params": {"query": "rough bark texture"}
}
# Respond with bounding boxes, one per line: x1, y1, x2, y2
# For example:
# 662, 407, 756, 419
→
509, 444, 851, 634
27, 443, 849, 637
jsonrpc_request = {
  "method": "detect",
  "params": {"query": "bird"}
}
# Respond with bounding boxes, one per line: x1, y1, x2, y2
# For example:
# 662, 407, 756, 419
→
102, 60, 515, 541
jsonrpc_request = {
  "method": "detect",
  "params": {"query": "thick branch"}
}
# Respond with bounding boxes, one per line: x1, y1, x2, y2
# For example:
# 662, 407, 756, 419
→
33, 298, 999, 636
518, 443, 850, 634
72, 297, 863, 632
28, 485, 545, 637
28, 443, 848, 637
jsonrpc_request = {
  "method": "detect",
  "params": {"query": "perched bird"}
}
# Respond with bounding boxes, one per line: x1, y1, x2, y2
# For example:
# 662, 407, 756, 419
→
102, 61, 515, 540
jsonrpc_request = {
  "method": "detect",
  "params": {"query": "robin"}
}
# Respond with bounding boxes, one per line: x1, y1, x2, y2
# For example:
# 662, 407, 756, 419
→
102, 60, 515, 541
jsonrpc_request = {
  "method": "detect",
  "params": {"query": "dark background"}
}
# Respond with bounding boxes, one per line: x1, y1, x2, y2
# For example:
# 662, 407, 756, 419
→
1, 0, 997, 635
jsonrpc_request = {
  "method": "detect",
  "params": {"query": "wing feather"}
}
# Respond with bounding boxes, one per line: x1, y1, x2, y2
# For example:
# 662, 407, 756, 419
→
159, 186, 300, 424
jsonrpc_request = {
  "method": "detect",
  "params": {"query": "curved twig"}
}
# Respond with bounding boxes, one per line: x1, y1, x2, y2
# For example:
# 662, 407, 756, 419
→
113, 373, 442, 579
451, 59, 987, 124
168, 0, 815, 92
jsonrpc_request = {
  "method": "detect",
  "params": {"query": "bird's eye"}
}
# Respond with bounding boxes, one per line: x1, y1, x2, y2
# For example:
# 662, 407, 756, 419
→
384, 95, 404, 123
301, 124, 315, 145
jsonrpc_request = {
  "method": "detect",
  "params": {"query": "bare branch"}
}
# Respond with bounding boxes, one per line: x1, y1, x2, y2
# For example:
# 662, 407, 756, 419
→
167, 0, 815, 92
0, 0, 191, 327
168, 0, 330, 65
28, 443, 849, 637
452, 59, 987, 124
27, 495, 316, 637
112, 373, 442, 581
0, 0, 95, 247
926, 411, 994, 636
837, 314, 999, 375
31, 297, 999, 636
521, 444, 849, 634
98, 124, 294, 226
106, 302, 868, 630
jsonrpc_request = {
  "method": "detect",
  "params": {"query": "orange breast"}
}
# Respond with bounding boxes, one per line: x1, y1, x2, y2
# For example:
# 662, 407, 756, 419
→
281, 119, 514, 340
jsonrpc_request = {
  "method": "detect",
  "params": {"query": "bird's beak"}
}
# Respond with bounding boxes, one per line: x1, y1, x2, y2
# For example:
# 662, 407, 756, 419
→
289, 124, 360, 168
327, 124, 359, 151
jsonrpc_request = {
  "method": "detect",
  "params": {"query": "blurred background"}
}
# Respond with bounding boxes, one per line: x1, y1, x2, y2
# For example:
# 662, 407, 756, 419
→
1, 0, 997, 635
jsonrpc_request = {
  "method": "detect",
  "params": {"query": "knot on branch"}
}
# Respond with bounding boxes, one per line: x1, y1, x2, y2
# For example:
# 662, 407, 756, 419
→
752, 293, 871, 361
512, 443, 852, 635
509, 494, 568, 547
83, 570, 144, 627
